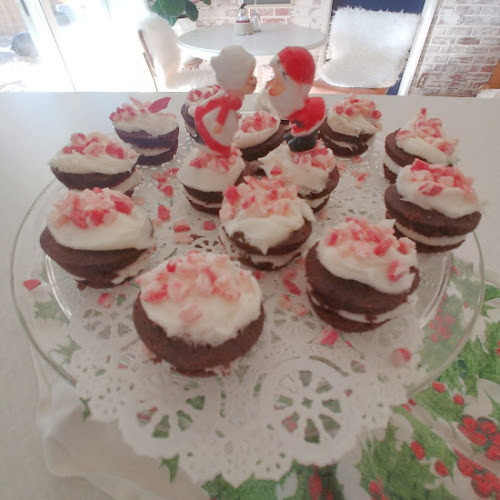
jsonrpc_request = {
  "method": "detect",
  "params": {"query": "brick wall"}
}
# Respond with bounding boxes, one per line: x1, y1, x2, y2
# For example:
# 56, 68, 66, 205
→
410, 0, 500, 96
197, 0, 499, 96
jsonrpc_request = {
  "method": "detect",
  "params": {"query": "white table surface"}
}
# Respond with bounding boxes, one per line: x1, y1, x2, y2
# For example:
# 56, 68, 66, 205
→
1, 92, 499, 499
177, 23, 327, 59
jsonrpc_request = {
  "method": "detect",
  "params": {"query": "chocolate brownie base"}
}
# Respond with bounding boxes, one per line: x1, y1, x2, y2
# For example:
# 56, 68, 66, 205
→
383, 165, 398, 184
50, 166, 137, 191
115, 127, 179, 149
133, 298, 265, 375
308, 291, 387, 332
239, 124, 286, 162
306, 243, 419, 319
301, 166, 340, 212
319, 121, 372, 158
135, 144, 178, 166
180, 169, 247, 214
223, 219, 312, 257
385, 184, 481, 249
181, 104, 196, 137
39, 227, 148, 286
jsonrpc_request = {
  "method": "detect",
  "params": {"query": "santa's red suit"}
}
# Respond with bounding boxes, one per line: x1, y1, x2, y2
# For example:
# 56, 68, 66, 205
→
268, 47, 326, 138
194, 91, 243, 156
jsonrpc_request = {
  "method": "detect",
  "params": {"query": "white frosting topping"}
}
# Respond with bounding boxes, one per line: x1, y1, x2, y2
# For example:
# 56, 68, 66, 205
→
186, 85, 222, 117
220, 177, 314, 254
260, 143, 337, 195
47, 188, 154, 251
50, 132, 137, 174
233, 111, 280, 149
327, 95, 382, 137
177, 146, 245, 192
316, 218, 418, 295
396, 108, 459, 164
110, 97, 178, 136
396, 160, 482, 218
137, 252, 262, 346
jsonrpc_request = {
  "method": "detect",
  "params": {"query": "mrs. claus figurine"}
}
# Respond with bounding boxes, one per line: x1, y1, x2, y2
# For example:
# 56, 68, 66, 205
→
266, 46, 326, 152
194, 45, 257, 156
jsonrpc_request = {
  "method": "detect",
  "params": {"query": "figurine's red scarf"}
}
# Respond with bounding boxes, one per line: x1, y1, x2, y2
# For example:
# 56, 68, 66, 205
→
195, 93, 243, 155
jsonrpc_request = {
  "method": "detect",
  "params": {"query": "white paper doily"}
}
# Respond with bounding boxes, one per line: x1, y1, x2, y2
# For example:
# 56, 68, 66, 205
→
15, 130, 475, 487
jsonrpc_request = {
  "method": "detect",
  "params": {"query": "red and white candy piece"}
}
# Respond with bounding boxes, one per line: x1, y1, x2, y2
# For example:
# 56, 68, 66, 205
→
51, 187, 134, 229
333, 94, 382, 121
240, 111, 278, 133
61, 132, 134, 160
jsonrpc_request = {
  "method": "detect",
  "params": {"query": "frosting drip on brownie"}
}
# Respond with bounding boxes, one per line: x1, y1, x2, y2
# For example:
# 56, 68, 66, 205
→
396, 160, 482, 218
177, 146, 245, 192
317, 218, 417, 294
50, 132, 137, 174
233, 111, 280, 149
326, 95, 382, 137
220, 177, 314, 254
47, 188, 154, 251
260, 143, 336, 194
137, 252, 262, 345
110, 97, 178, 135
396, 108, 458, 164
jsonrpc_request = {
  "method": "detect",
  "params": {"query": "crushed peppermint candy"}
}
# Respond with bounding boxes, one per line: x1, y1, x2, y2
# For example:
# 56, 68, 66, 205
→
188, 145, 242, 173
23, 279, 41, 291
137, 252, 255, 312
396, 108, 458, 156
240, 111, 278, 133
406, 159, 477, 200
322, 217, 416, 283
61, 132, 136, 160
220, 176, 301, 222
187, 85, 221, 103
49, 187, 135, 229
333, 94, 382, 122
109, 97, 176, 122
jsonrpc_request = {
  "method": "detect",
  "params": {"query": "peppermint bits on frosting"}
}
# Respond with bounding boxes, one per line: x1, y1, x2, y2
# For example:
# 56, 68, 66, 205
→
334, 94, 382, 122
396, 159, 482, 218
317, 218, 418, 294
137, 252, 262, 345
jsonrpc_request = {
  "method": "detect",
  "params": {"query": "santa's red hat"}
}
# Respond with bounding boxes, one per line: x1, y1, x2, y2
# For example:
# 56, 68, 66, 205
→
275, 46, 316, 85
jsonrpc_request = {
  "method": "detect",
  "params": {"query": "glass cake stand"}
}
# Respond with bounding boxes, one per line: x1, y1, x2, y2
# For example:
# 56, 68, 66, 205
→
11, 135, 485, 483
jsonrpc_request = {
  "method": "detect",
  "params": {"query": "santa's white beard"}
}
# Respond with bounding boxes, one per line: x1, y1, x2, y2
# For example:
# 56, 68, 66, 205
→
268, 83, 309, 119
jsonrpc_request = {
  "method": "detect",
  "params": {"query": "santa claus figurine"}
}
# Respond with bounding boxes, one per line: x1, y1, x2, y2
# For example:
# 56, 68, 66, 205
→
194, 45, 257, 156
266, 46, 326, 152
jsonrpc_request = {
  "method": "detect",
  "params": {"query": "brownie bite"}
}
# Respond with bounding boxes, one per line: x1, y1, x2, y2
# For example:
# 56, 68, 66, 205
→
49, 132, 142, 195
110, 97, 179, 167
319, 94, 382, 158
219, 176, 314, 271
177, 145, 246, 214
40, 188, 155, 288
181, 85, 221, 138
385, 159, 483, 252
260, 142, 339, 212
383, 107, 459, 183
306, 218, 419, 332
133, 251, 264, 376
233, 111, 285, 163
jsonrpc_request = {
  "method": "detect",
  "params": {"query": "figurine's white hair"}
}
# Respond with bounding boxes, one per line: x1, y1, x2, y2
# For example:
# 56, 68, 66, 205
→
211, 46, 256, 90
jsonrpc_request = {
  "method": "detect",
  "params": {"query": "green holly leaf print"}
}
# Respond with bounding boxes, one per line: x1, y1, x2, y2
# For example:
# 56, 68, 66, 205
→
483, 284, 500, 304
395, 407, 457, 475
488, 397, 500, 422
357, 423, 456, 500
160, 455, 178, 482
79, 397, 91, 421
478, 321, 500, 384
414, 384, 466, 423
50, 337, 80, 366
34, 295, 69, 325
202, 463, 343, 500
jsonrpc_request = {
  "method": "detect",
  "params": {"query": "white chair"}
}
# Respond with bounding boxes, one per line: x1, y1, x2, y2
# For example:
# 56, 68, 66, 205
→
138, 13, 216, 91
313, 7, 420, 95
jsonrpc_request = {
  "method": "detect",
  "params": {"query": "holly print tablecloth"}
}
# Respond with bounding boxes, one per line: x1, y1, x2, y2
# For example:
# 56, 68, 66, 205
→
196, 283, 500, 500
